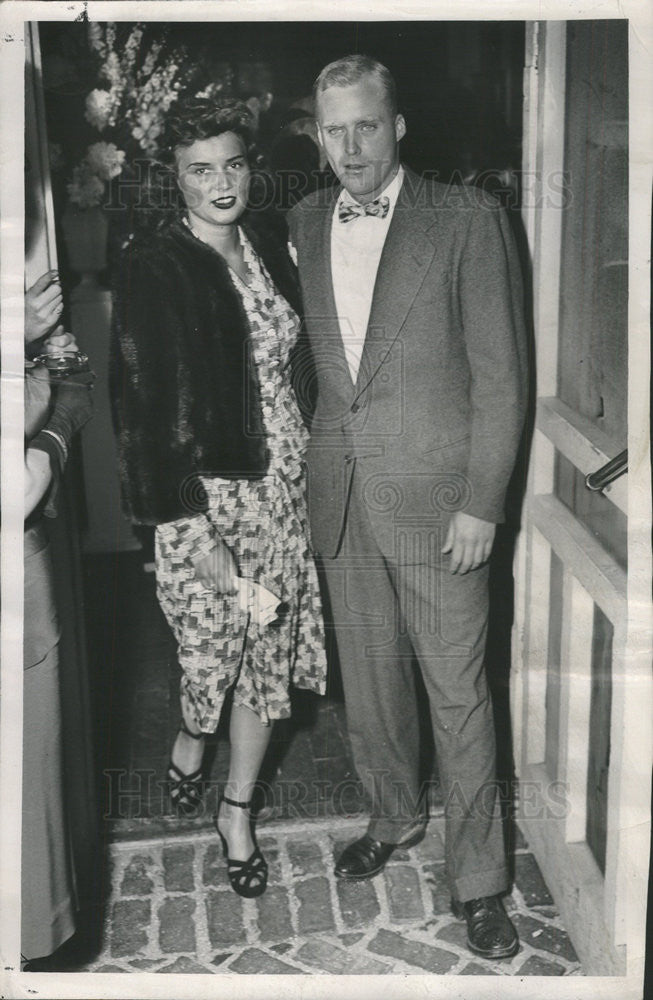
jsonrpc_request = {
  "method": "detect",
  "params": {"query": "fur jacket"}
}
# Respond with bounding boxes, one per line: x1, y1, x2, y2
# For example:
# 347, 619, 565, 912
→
109, 213, 303, 525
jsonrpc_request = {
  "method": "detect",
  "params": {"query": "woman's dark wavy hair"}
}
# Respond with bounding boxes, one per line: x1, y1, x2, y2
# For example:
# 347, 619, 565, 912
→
135, 98, 268, 230
157, 97, 262, 168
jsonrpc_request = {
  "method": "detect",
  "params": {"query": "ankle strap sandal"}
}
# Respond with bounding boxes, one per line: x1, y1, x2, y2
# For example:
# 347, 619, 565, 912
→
215, 794, 268, 898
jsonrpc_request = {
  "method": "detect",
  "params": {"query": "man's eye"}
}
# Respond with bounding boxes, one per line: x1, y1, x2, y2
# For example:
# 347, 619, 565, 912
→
193, 167, 209, 175
360, 124, 377, 132
229, 160, 245, 170
327, 127, 344, 136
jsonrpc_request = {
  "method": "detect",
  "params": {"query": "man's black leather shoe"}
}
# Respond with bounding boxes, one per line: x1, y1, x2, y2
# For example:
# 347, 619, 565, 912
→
335, 828, 425, 880
452, 895, 520, 959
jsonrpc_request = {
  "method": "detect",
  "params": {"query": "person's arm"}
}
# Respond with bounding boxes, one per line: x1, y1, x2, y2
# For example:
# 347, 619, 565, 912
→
158, 509, 239, 594
29, 373, 94, 518
24, 367, 54, 517
110, 246, 239, 591
25, 447, 52, 518
110, 248, 195, 524
443, 198, 527, 574
26, 271, 80, 359
170, 511, 238, 593
25, 270, 63, 343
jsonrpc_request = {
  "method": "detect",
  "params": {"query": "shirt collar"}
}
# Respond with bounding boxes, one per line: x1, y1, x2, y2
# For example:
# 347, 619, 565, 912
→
336, 164, 405, 213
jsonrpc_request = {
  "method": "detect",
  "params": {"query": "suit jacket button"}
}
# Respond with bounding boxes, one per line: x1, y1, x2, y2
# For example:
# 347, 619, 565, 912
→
350, 402, 360, 413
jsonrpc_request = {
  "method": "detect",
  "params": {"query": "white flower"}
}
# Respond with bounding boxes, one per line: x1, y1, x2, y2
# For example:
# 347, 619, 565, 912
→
87, 22, 105, 56
84, 89, 115, 130
133, 109, 153, 132
67, 163, 105, 209
131, 110, 163, 156
82, 27, 189, 159
140, 42, 162, 79
86, 141, 125, 180
122, 26, 144, 77
105, 23, 117, 55
101, 51, 122, 88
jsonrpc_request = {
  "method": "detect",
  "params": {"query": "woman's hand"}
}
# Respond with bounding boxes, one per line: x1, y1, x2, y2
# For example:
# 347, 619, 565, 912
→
191, 538, 238, 594
25, 270, 63, 342
41, 328, 79, 354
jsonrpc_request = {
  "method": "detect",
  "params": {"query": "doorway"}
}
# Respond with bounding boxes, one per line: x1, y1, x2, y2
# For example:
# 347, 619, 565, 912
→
513, 19, 649, 976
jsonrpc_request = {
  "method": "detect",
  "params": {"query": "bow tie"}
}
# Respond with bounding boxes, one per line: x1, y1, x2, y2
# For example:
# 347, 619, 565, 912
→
338, 196, 390, 224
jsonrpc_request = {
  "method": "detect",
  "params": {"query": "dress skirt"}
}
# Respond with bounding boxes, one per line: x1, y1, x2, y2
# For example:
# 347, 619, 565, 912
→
154, 229, 326, 731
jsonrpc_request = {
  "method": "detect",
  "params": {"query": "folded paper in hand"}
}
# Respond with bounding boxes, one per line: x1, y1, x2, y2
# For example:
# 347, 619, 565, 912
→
235, 578, 283, 627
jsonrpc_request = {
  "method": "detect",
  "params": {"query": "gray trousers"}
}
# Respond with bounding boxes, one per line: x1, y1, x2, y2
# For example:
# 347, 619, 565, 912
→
23, 527, 76, 958
321, 474, 509, 902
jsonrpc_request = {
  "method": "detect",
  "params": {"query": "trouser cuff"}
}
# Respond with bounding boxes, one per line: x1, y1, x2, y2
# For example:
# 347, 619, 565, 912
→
453, 865, 509, 903
368, 813, 427, 845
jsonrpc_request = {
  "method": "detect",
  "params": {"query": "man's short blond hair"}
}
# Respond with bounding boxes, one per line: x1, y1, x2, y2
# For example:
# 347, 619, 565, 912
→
313, 54, 398, 117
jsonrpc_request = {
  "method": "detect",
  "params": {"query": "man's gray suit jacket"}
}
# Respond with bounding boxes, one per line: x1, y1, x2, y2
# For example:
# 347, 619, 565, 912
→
288, 168, 528, 559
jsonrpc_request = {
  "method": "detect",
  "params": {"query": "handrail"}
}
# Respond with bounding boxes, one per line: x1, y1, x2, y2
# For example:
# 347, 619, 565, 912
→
585, 450, 628, 492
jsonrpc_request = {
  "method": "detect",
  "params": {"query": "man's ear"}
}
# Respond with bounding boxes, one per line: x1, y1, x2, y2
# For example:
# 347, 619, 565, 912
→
316, 124, 324, 149
395, 114, 407, 142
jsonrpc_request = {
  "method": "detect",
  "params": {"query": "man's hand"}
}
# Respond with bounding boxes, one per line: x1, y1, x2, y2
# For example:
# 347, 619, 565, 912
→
25, 270, 63, 342
442, 511, 496, 574
191, 539, 238, 594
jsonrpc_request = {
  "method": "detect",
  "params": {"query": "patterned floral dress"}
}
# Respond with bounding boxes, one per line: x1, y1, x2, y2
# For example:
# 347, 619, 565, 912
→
155, 230, 326, 730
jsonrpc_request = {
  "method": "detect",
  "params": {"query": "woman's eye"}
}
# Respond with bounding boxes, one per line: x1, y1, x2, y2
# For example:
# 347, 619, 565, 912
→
193, 167, 209, 175
229, 160, 245, 170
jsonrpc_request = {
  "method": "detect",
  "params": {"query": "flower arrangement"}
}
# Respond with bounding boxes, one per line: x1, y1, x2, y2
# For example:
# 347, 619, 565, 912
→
68, 141, 125, 208
67, 22, 193, 208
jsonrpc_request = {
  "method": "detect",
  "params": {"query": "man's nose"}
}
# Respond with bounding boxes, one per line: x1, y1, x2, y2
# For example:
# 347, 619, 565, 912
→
344, 129, 360, 156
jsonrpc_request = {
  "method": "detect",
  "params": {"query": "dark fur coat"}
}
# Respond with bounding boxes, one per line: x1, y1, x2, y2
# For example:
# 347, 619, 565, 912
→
109, 214, 304, 525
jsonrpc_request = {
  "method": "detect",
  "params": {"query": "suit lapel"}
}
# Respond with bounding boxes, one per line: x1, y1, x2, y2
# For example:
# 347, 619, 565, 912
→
301, 188, 338, 321
354, 170, 438, 397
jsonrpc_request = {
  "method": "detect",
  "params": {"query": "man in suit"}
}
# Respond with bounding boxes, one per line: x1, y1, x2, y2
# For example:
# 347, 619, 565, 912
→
288, 55, 527, 959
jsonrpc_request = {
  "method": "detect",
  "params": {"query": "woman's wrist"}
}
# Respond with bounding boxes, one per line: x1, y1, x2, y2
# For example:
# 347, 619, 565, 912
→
189, 537, 220, 567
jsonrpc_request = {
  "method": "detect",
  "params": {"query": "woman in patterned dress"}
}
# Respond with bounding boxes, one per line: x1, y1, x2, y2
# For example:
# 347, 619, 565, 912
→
110, 100, 326, 897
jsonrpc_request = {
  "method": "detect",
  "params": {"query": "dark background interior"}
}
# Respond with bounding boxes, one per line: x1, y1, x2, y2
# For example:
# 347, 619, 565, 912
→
40, 20, 525, 191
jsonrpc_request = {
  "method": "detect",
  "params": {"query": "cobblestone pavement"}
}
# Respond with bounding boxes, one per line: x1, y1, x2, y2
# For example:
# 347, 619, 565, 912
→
79, 814, 582, 977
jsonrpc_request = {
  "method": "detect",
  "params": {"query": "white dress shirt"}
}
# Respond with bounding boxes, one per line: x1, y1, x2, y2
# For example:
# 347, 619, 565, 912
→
331, 166, 404, 383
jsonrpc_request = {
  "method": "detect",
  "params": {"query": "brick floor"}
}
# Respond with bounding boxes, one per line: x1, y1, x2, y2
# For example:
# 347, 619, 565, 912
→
70, 814, 582, 976
77, 554, 584, 977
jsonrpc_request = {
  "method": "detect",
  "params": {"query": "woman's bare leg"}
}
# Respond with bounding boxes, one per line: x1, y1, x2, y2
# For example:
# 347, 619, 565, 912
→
216, 702, 272, 860
170, 688, 205, 776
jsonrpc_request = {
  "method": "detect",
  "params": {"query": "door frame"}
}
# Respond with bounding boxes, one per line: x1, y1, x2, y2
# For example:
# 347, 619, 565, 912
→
511, 19, 652, 978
